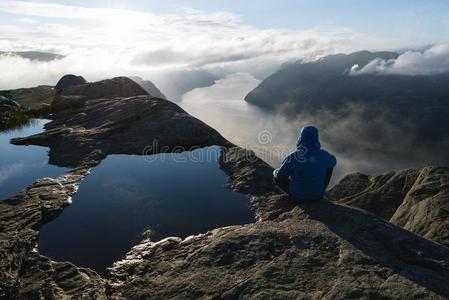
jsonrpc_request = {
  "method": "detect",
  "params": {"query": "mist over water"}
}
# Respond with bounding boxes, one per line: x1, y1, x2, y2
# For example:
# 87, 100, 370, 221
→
180, 73, 435, 184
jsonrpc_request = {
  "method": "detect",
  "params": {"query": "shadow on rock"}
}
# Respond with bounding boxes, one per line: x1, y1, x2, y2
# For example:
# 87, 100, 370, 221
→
297, 200, 449, 298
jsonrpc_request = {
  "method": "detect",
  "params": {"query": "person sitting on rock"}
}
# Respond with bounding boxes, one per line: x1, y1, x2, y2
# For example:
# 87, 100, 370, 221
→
273, 125, 336, 200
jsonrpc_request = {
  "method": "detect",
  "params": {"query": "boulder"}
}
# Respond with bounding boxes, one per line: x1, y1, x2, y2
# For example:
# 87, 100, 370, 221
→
55, 74, 87, 91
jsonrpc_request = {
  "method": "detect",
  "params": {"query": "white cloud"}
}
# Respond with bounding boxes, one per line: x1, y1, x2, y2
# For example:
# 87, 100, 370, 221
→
0, 1, 397, 90
0, 162, 25, 185
183, 73, 260, 103
350, 44, 449, 75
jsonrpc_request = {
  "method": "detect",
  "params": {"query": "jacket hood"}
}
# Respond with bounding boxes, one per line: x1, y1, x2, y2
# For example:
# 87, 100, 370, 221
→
297, 125, 321, 149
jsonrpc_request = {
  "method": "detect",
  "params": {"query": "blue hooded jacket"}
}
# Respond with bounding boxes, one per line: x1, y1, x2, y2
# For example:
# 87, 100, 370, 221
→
273, 125, 336, 199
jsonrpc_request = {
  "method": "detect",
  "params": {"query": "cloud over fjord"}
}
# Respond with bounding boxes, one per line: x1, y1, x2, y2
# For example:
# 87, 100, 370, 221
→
0, 1, 390, 89
350, 44, 449, 75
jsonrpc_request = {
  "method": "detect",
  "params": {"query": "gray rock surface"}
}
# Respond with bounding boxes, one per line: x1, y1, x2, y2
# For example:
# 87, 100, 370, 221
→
0, 86, 55, 110
0, 96, 20, 113
0, 174, 107, 299
110, 201, 449, 300
327, 169, 420, 220
390, 167, 449, 245
329, 167, 449, 247
2, 76, 449, 299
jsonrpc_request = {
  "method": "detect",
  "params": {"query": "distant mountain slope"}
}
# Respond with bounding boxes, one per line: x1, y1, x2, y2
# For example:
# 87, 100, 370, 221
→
244, 50, 449, 113
244, 50, 449, 166
130, 76, 166, 99
0, 51, 64, 61
156, 70, 219, 102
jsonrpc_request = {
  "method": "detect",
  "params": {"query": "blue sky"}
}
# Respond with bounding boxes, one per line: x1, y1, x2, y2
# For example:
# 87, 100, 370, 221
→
1, 0, 449, 88
18, 0, 449, 44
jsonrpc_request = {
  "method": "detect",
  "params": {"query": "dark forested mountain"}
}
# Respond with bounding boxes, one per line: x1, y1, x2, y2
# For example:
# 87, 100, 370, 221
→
156, 70, 219, 101
244, 51, 449, 166
245, 50, 449, 115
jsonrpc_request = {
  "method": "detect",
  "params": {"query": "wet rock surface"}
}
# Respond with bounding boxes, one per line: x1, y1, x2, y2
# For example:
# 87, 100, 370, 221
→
1, 76, 449, 299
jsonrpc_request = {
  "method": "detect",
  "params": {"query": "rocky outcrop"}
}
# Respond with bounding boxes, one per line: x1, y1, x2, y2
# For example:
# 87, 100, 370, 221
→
51, 76, 148, 113
110, 200, 449, 299
0, 96, 20, 113
13, 78, 228, 167
0, 174, 107, 299
0, 86, 55, 110
329, 167, 449, 247
391, 167, 449, 246
0, 96, 29, 131
55, 74, 87, 91
327, 169, 420, 220
3, 75, 449, 299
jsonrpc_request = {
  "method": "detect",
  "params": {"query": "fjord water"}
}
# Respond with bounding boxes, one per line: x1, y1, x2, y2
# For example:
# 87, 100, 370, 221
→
0, 120, 68, 199
38, 146, 254, 275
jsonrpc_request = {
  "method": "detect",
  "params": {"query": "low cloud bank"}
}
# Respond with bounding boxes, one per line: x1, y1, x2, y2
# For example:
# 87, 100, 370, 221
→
351, 44, 449, 75
181, 73, 447, 184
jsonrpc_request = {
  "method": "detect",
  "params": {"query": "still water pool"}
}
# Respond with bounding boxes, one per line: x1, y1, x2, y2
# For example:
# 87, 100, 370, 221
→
0, 120, 69, 199
39, 146, 255, 275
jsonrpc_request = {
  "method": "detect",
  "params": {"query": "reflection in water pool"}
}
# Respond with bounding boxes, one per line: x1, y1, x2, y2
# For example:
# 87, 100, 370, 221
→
0, 119, 69, 199
39, 146, 255, 275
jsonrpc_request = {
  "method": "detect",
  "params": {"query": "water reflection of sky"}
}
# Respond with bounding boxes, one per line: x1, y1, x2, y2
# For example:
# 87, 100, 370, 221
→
39, 146, 255, 275
0, 120, 69, 199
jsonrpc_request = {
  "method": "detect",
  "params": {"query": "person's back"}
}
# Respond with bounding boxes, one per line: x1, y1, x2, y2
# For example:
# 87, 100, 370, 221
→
273, 125, 336, 200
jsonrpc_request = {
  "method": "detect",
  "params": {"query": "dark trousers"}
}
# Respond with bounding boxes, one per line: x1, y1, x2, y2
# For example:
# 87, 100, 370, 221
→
273, 176, 323, 202
273, 176, 291, 195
